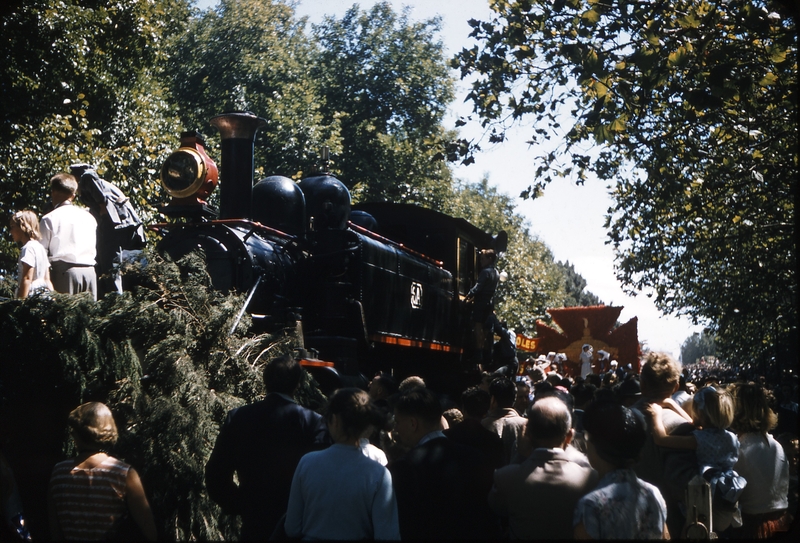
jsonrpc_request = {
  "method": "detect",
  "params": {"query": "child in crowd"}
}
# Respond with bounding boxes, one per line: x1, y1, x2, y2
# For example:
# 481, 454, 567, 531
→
646, 385, 747, 531
9, 210, 53, 298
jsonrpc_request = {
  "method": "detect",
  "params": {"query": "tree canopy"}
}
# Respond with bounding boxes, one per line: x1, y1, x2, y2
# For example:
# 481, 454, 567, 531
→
680, 329, 718, 365
167, 0, 338, 179
0, 0, 190, 271
557, 260, 603, 307
312, 2, 456, 207
455, 0, 796, 368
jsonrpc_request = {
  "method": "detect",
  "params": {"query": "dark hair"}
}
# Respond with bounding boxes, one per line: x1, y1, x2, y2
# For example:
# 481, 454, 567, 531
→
594, 387, 616, 403
489, 377, 516, 408
325, 388, 376, 439
394, 387, 442, 424
585, 373, 602, 388
263, 354, 303, 394
373, 373, 398, 395
480, 249, 496, 263
571, 382, 597, 408
583, 400, 646, 468
461, 386, 491, 418
525, 397, 572, 442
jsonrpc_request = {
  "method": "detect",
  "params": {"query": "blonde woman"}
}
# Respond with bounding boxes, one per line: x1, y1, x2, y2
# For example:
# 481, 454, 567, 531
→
48, 402, 157, 540
9, 210, 53, 298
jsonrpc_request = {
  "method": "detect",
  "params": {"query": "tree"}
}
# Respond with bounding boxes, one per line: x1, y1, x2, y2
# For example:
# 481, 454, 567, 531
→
443, 178, 568, 334
0, 251, 323, 540
0, 0, 191, 271
681, 330, 718, 365
312, 2, 456, 207
455, 0, 796, 370
166, 0, 339, 180
557, 260, 603, 307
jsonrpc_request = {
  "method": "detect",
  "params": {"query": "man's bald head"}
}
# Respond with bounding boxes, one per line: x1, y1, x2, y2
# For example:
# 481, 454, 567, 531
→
524, 397, 573, 449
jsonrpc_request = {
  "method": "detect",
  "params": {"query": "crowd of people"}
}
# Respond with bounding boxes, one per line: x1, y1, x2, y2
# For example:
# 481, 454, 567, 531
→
203, 351, 796, 540
1, 348, 796, 540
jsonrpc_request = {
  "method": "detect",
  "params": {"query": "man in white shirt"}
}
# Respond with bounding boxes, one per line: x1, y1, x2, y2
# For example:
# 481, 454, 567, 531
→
39, 173, 98, 300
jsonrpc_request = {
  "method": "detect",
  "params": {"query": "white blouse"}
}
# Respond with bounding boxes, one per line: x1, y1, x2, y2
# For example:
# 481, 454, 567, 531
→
734, 432, 789, 515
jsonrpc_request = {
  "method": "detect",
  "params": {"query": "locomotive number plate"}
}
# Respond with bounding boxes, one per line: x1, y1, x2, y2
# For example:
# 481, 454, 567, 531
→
410, 282, 423, 309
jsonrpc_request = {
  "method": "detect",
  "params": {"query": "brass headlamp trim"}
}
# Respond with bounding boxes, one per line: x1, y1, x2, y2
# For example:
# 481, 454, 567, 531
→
160, 147, 208, 198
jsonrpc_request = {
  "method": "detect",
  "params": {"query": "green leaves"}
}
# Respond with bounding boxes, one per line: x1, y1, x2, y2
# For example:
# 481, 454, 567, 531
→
455, 0, 797, 369
580, 8, 601, 24
311, 2, 455, 206
0, 0, 188, 234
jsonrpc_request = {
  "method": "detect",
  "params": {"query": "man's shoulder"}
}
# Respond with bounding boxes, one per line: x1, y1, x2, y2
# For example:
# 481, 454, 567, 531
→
495, 449, 596, 489
226, 396, 321, 423
498, 410, 527, 428
445, 419, 502, 443
45, 203, 96, 222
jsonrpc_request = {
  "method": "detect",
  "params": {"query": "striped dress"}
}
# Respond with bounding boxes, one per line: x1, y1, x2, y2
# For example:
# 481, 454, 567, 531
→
50, 456, 130, 540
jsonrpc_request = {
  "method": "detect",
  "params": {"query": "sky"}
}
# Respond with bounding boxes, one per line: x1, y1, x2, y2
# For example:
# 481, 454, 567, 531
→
195, 0, 704, 360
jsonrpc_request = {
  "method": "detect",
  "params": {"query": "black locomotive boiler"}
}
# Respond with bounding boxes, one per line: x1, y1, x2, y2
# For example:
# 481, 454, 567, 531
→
156, 112, 506, 392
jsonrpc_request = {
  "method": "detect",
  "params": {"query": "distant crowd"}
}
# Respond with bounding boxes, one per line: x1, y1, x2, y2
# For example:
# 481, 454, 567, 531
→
3, 349, 795, 541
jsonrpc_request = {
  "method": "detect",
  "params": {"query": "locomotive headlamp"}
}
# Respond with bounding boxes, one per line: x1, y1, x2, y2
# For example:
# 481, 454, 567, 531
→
160, 131, 218, 202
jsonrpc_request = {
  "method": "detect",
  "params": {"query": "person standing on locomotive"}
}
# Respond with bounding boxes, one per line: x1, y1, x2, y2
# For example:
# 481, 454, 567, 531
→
39, 173, 98, 300
70, 164, 145, 296
465, 249, 500, 368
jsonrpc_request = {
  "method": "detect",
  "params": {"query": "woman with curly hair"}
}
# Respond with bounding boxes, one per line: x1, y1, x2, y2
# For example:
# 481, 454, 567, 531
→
48, 402, 157, 540
729, 382, 791, 538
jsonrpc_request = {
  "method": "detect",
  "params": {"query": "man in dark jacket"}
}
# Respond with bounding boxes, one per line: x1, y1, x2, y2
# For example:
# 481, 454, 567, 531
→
70, 163, 145, 295
465, 249, 500, 368
444, 386, 504, 470
205, 355, 331, 540
389, 387, 500, 540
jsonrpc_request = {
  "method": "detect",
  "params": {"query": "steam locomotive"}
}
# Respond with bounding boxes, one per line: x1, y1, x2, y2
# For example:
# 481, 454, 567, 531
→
155, 112, 506, 392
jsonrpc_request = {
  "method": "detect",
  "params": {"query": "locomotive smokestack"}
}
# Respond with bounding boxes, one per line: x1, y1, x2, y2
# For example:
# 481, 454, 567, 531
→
209, 111, 267, 220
